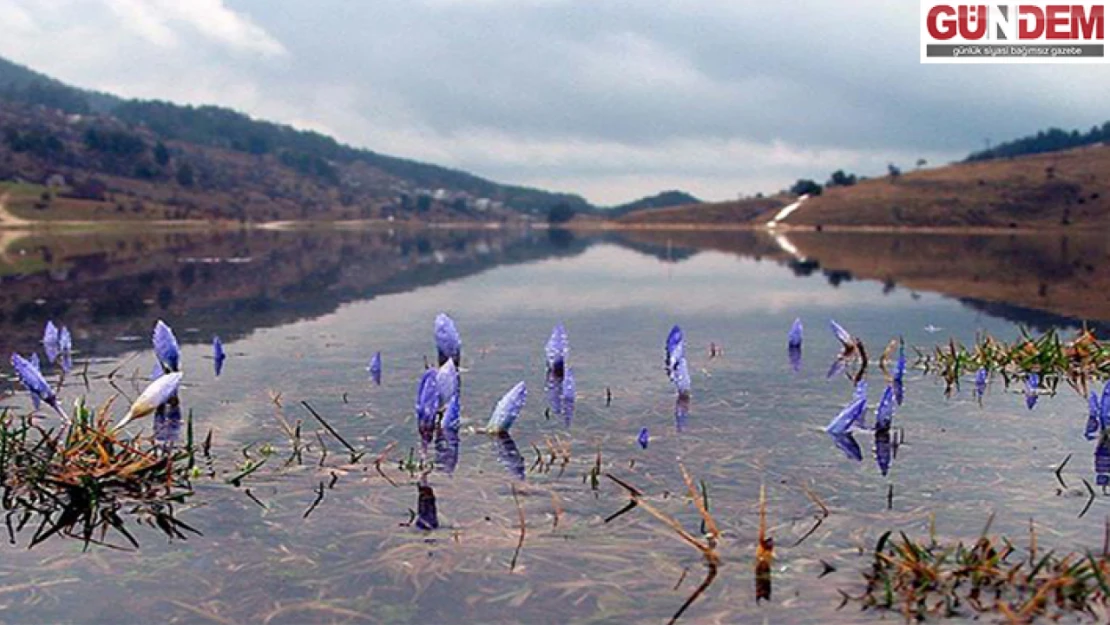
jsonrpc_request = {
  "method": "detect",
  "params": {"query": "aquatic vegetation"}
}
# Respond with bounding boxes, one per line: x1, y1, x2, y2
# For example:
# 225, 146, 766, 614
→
10, 352, 63, 418
153, 319, 181, 373
212, 336, 225, 377
545, 323, 568, 375
116, 372, 184, 430
843, 526, 1110, 622
918, 327, 1110, 395
434, 313, 461, 366
368, 351, 382, 385
487, 381, 527, 434
0, 401, 199, 549
637, 426, 649, 449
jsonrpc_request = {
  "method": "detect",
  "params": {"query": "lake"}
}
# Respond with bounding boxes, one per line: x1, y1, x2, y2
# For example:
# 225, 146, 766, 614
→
0, 225, 1108, 624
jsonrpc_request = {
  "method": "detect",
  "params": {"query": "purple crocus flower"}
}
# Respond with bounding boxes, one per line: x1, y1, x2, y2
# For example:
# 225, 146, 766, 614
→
826, 357, 848, 380
1100, 380, 1110, 430
25, 353, 43, 410
42, 321, 60, 363
665, 325, 685, 375
828, 431, 862, 461
434, 313, 461, 366
435, 426, 460, 474
213, 336, 226, 377
874, 385, 895, 431
562, 366, 576, 426
494, 432, 526, 480
1025, 373, 1040, 410
11, 352, 60, 415
435, 359, 458, 413
545, 370, 565, 420
675, 394, 690, 432
852, 380, 870, 429
789, 345, 803, 373
974, 367, 988, 400
368, 351, 382, 386
788, 318, 803, 349
487, 381, 526, 434
673, 357, 692, 396
637, 426, 650, 449
58, 326, 72, 353
829, 319, 853, 347
1086, 391, 1102, 441
874, 428, 892, 476
1097, 436, 1110, 488
545, 324, 569, 375
442, 392, 461, 431
826, 395, 866, 435
153, 401, 183, 448
415, 368, 439, 436
788, 318, 804, 373
153, 320, 180, 373
893, 339, 906, 405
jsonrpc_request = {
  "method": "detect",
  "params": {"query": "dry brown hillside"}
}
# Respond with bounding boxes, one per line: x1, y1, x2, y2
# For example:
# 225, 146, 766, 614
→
620, 144, 1110, 229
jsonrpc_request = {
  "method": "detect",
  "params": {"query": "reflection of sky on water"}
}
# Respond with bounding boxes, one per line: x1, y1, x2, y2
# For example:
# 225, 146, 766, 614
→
0, 230, 1103, 624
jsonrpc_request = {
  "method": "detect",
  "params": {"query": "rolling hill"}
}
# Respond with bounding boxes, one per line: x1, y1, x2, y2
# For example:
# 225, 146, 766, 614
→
0, 56, 591, 223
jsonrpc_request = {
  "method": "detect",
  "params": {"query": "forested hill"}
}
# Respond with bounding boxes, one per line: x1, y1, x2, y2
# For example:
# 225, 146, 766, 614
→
0, 56, 591, 222
967, 121, 1110, 162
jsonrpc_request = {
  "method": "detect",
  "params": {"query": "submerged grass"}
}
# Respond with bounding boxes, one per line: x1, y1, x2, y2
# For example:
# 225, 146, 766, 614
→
843, 521, 1110, 622
917, 327, 1110, 395
0, 400, 198, 549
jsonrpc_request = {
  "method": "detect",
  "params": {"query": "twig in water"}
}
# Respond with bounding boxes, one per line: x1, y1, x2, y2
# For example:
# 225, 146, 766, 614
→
510, 484, 526, 572
301, 401, 363, 462
793, 483, 830, 547
1079, 478, 1097, 519
1055, 453, 1072, 490
303, 481, 326, 519
244, 489, 267, 510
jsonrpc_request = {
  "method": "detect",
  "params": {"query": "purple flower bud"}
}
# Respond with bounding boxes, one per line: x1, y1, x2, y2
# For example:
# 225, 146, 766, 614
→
434, 313, 461, 366
637, 427, 649, 449
1025, 373, 1040, 410
1087, 391, 1102, 441
828, 431, 862, 461
829, 319, 853, 347
11, 352, 57, 412
545, 324, 568, 375
415, 368, 439, 434
368, 351, 382, 386
787, 318, 803, 349
213, 336, 226, 377
874, 385, 895, 431
153, 320, 180, 373
487, 381, 526, 434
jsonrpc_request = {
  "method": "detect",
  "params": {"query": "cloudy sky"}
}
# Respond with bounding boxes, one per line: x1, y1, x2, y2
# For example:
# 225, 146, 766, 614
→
1, 0, 1108, 205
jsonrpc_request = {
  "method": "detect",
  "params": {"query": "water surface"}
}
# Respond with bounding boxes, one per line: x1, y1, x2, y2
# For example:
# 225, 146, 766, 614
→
0, 226, 1105, 623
